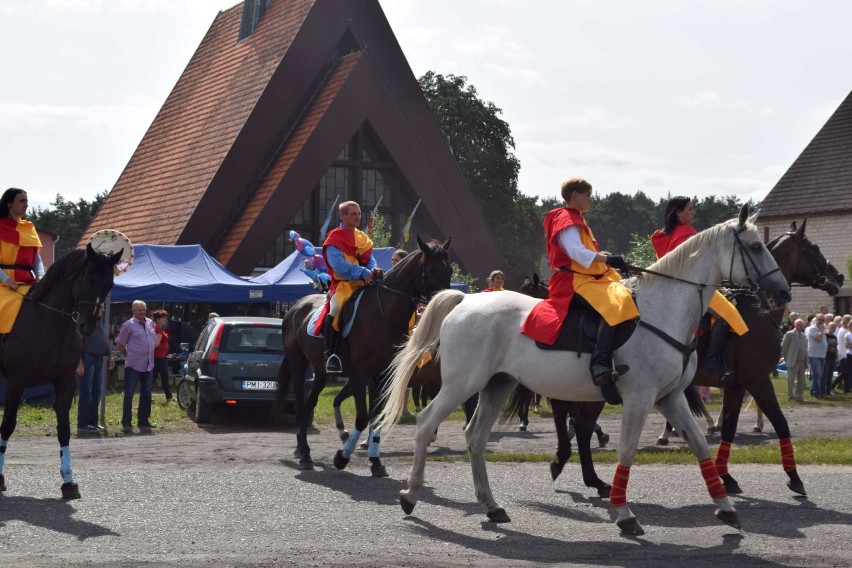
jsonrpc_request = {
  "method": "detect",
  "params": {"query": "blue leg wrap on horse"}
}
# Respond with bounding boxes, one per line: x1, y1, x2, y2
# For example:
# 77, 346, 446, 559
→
59, 446, 74, 483
367, 428, 381, 458
0, 439, 8, 475
341, 428, 362, 459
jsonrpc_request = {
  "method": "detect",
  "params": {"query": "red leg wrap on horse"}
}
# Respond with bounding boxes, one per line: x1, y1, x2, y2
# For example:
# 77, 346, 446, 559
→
715, 440, 732, 477
699, 458, 727, 499
609, 464, 630, 507
779, 438, 797, 472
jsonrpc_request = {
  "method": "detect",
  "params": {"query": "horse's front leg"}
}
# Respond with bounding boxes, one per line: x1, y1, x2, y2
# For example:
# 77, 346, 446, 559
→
333, 373, 367, 471
54, 373, 81, 499
466, 377, 517, 522
657, 391, 739, 531
0, 382, 26, 493
333, 380, 353, 442
611, 394, 656, 535
364, 378, 389, 477
715, 385, 747, 494
747, 382, 806, 495
574, 401, 610, 498
549, 399, 572, 481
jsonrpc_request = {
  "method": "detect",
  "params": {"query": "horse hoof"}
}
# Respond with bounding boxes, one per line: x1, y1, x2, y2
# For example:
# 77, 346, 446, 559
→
400, 493, 416, 515
371, 462, 389, 478
333, 450, 350, 470
61, 482, 81, 500
707, 427, 718, 436
656, 437, 669, 446
487, 507, 511, 523
339, 430, 350, 443
518, 425, 526, 432
617, 517, 644, 535
723, 478, 743, 495
0, 474, 5, 492
752, 426, 763, 433
550, 461, 565, 481
597, 484, 612, 499
715, 508, 741, 529
787, 480, 807, 496
299, 459, 315, 470
598, 433, 610, 448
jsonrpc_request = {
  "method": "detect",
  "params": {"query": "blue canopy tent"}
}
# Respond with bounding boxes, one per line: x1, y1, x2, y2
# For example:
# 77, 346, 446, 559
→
249, 246, 467, 299
111, 244, 274, 303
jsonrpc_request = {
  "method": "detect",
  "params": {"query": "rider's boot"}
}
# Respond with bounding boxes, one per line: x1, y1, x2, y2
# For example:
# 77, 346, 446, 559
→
701, 320, 735, 386
590, 322, 628, 405
323, 315, 343, 374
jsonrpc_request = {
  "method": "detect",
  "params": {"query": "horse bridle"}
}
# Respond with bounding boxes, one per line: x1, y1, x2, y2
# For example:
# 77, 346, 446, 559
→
767, 231, 836, 289
729, 225, 782, 293
373, 253, 442, 336
19, 262, 102, 324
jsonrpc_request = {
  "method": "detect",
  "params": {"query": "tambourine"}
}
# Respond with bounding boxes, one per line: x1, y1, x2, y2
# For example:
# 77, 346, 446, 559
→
87, 229, 134, 276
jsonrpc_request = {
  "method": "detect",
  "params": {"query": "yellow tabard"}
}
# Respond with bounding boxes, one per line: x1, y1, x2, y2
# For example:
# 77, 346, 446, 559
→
0, 285, 31, 334
573, 270, 639, 327
709, 291, 749, 336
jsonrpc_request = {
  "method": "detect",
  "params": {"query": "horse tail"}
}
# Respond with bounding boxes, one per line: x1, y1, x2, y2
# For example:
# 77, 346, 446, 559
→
499, 384, 532, 424
683, 385, 707, 418
376, 289, 466, 434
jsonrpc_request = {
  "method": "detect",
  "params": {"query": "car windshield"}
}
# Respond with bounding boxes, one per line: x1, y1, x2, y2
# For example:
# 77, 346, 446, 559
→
219, 325, 283, 353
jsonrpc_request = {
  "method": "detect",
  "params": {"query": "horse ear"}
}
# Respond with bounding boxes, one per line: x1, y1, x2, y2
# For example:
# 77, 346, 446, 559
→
86, 242, 96, 259
417, 236, 428, 253
737, 203, 749, 227
441, 236, 452, 251
797, 218, 807, 236
533, 273, 540, 285
746, 207, 760, 226
788, 220, 797, 233
109, 249, 123, 265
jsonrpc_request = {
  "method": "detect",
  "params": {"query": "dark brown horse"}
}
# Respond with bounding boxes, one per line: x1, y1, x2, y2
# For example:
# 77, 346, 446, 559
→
0, 245, 121, 499
523, 220, 840, 499
276, 237, 452, 476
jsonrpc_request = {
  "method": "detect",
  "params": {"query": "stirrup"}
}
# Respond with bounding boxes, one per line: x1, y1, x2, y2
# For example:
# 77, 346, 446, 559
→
325, 354, 343, 374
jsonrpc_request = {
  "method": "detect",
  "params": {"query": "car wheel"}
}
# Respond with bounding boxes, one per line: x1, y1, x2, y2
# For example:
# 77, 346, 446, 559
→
177, 377, 194, 410
194, 391, 213, 423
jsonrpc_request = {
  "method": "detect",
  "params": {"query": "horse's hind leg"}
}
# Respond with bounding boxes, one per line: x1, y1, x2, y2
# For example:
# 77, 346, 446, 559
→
54, 375, 81, 499
656, 392, 738, 530
333, 380, 353, 442
549, 399, 572, 481
0, 382, 25, 493
748, 382, 806, 495
657, 420, 675, 445
574, 401, 610, 498
466, 375, 517, 523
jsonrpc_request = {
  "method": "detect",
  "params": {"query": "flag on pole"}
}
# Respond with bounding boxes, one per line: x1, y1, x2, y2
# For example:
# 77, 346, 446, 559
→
318, 194, 340, 241
366, 194, 383, 236
398, 199, 422, 248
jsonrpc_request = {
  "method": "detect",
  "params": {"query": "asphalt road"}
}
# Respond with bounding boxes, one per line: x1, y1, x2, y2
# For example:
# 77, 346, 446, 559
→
0, 407, 850, 567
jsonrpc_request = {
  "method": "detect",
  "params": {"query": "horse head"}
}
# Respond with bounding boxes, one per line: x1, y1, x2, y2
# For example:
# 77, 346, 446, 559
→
76, 244, 122, 336
726, 204, 792, 307
519, 273, 549, 299
414, 236, 453, 302
767, 218, 844, 296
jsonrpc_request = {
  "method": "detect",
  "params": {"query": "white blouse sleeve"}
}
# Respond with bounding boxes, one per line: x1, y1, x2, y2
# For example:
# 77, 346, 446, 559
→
557, 226, 597, 269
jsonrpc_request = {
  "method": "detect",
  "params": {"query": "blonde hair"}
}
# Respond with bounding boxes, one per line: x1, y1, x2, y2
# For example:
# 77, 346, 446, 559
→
339, 201, 359, 215
561, 178, 592, 202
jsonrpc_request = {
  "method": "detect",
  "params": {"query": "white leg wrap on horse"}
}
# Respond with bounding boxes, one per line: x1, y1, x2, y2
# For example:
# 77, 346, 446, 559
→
0, 439, 8, 475
341, 428, 362, 459
59, 445, 74, 483
367, 428, 381, 458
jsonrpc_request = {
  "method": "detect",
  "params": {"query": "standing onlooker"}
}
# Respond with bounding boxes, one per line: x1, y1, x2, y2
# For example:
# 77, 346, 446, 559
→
780, 311, 800, 335
832, 315, 850, 394
823, 322, 838, 396
152, 309, 173, 402
482, 270, 505, 292
806, 315, 828, 399
781, 319, 808, 402
77, 303, 115, 432
116, 300, 157, 432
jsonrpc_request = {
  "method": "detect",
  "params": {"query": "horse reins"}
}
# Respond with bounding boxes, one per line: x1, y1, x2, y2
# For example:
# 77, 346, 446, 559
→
767, 232, 836, 289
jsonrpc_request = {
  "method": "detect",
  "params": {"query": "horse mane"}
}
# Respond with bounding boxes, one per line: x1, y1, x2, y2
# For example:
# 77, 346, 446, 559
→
29, 248, 87, 303
647, 218, 750, 276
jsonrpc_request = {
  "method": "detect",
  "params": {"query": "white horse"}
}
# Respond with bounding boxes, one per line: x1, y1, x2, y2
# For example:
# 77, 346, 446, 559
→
377, 206, 791, 535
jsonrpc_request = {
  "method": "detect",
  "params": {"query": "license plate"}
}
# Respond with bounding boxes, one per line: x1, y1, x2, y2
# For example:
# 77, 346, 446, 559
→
242, 380, 277, 390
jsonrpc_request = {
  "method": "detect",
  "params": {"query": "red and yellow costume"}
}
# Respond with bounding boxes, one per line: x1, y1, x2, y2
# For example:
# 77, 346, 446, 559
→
315, 227, 373, 332
651, 223, 748, 335
0, 217, 42, 333
522, 207, 638, 345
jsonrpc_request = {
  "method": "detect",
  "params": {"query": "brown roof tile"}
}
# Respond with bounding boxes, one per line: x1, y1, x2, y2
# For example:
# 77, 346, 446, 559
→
81, 0, 315, 245
760, 90, 852, 218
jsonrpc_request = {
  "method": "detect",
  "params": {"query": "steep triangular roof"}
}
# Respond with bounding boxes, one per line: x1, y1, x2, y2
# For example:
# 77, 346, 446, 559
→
83, 0, 503, 278
760, 90, 852, 218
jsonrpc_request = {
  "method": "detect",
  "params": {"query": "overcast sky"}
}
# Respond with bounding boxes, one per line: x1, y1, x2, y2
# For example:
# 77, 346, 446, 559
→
2, 0, 850, 211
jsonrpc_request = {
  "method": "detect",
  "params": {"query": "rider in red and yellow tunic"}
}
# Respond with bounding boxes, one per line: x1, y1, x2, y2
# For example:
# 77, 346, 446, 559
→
316, 201, 381, 374
651, 196, 748, 384
522, 178, 638, 401
0, 188, 44, 334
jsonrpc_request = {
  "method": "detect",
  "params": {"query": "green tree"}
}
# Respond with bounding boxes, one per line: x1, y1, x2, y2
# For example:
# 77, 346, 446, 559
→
28, 191, 108, 258
369, 211, 392, 248
624, 232, 657, 268
419, 71, 542, 285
